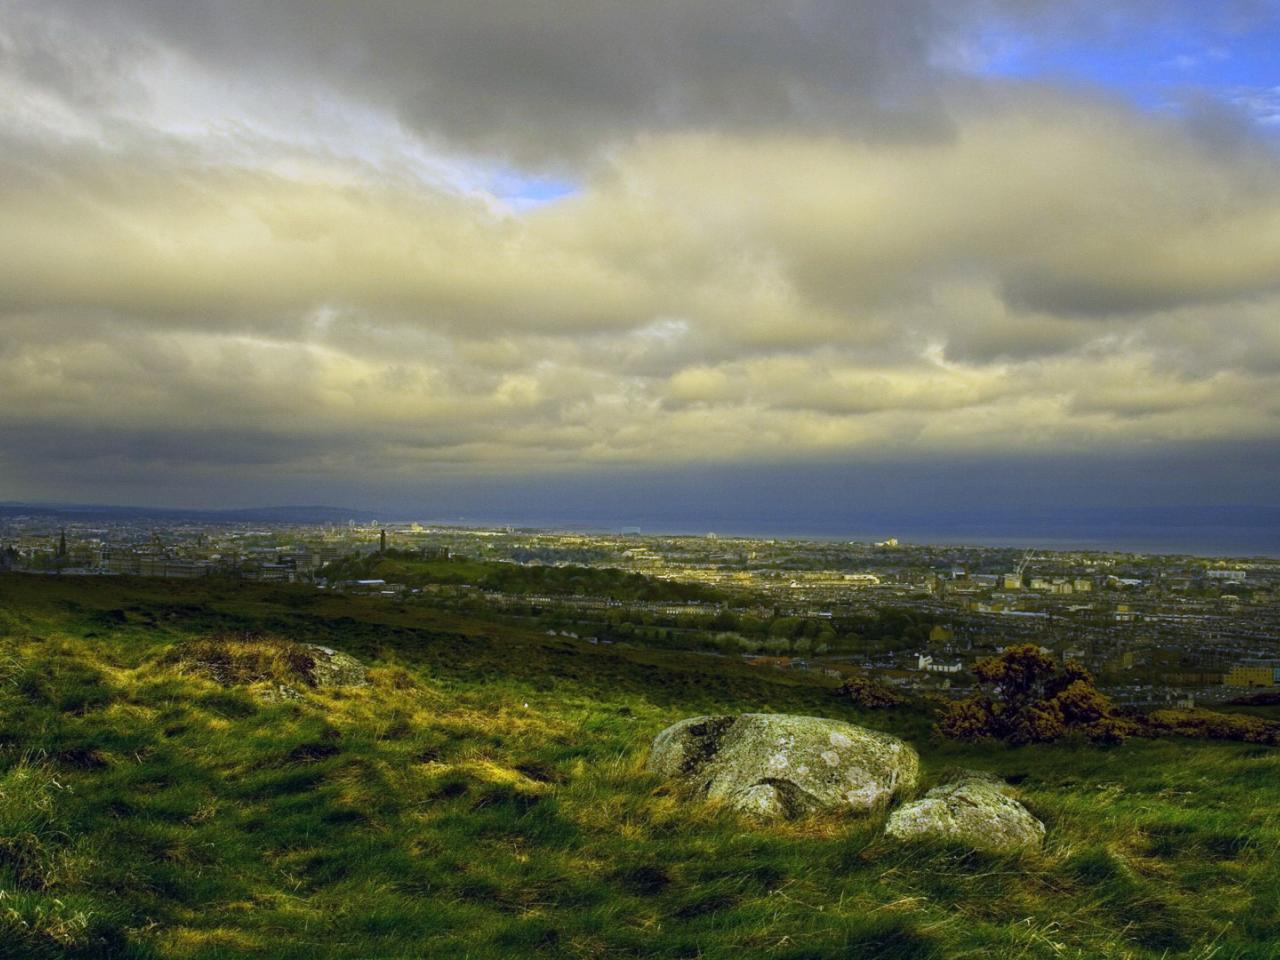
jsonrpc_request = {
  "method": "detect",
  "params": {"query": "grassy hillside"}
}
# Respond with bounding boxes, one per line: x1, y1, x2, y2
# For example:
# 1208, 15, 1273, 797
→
1, 574, 1278, 959
321, 551, 724, 603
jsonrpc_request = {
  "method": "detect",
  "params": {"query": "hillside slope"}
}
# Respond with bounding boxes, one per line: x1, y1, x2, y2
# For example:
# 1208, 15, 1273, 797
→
1, 574, 1277, 959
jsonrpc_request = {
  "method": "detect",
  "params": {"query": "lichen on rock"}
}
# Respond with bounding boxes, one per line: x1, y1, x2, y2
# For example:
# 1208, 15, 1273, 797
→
647, 713, 918, 820
303, 644, 368, 688
884, 770, 1045, 853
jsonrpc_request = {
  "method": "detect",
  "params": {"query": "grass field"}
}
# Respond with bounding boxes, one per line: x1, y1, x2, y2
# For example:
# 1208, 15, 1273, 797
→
320, 551, 724, 603
1, 573, 1278, 959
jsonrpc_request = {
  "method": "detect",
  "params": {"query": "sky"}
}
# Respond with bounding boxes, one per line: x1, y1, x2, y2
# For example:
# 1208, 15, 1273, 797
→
1, 1, 1279, 536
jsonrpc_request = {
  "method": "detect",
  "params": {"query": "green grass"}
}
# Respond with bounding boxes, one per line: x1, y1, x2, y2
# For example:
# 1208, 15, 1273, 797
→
322, 550, 724, 603
0, 573, 1278, 958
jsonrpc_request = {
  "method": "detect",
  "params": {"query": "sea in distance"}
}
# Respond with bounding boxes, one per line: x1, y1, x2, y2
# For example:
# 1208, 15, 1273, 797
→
421, 506, 1280, 559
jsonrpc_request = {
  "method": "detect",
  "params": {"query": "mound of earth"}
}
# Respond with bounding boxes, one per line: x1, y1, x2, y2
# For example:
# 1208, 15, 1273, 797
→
647, 713, 918, 820
168, 633, 367, 698
884, 770, 1044, 853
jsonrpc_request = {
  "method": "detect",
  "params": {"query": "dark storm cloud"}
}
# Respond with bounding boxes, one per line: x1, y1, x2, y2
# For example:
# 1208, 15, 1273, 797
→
29, 0, 1271, 167
19, 0, 959, 164
0, 422, 353, 467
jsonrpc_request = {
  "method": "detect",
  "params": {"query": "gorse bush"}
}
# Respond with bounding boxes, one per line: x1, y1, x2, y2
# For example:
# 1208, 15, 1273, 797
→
1140, 707, 1280, 745
937, 645, 1134, 745
937, 645, 1280, 749
836, 673, 904, 709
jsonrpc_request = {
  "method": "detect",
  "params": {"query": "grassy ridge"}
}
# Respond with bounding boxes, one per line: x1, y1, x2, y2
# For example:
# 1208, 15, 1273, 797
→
0, 574, 1278, 958
321, 551, 724, 603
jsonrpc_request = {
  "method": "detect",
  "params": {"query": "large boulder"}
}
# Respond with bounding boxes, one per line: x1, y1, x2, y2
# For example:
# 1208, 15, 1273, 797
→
647, 713, 918, 819
884, 771, 1045, 853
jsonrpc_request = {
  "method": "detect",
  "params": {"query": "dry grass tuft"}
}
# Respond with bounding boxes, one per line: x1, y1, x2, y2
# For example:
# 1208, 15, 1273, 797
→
165, 631, 319, 688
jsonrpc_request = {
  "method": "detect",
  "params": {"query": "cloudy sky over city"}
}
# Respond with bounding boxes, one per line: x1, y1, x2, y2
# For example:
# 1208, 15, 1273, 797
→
2, 1, 1279, 520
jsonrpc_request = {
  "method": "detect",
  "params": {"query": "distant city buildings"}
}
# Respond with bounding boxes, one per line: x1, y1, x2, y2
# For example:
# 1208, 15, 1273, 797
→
1207, 569, 1247, 582
1223, 664, 1280, 688
0, 516, 1275, 706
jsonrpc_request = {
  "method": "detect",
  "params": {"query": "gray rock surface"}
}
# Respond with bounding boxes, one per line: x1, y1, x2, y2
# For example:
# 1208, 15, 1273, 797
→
304, 644, 368, 688
257, 644, 368, 702
884, 771, 1045, 852
647, 713, 918, 819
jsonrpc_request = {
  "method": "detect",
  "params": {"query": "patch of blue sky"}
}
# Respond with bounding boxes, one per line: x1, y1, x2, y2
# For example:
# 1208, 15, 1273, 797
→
486, 169, 581, 210
960, 9, 1280, 125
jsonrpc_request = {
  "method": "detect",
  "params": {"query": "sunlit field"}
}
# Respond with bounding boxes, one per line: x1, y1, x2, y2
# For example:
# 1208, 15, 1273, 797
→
2, 574, 1277, 959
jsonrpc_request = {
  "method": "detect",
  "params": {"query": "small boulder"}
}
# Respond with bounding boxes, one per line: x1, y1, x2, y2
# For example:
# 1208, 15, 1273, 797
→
303, 644, 367, 688
259, 644, 368, 701
648, 713, 918, 820
884, 771, 1044, 853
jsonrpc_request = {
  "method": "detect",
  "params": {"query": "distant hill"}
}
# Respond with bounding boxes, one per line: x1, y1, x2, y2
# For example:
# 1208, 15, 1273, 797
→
0, 501, 383, 524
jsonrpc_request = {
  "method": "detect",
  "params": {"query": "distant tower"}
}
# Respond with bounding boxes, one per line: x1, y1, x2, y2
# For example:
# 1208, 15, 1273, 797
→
57, 529, 67, 558
380, 529, 387, 554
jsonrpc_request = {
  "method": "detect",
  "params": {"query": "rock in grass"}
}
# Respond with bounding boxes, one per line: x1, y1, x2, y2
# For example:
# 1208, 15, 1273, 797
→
259, 644, 368, 701
884, 771, 1044, 853
648, 713, 918, 820
303, 644, 367, 688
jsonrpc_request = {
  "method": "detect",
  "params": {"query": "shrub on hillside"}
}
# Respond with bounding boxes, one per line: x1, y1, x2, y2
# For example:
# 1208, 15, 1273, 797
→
836, 674, 904, 709
1139, 708, 1280, 745
937, 644, 1134, 745
1225, 690, 1280, 707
